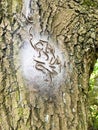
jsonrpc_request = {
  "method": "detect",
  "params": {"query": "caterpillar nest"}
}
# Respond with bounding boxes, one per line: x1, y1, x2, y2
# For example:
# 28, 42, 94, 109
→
20, 30, 66, 93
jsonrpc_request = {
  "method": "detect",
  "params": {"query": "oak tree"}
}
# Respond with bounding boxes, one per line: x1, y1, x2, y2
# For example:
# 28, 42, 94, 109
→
0, 0, 98, 130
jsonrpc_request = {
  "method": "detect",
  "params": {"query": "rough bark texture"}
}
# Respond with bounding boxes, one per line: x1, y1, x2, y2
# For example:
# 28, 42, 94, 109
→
0, 0, 98, 130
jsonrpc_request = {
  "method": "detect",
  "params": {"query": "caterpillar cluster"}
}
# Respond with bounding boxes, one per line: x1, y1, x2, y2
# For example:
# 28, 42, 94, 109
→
20, 27, 66, 92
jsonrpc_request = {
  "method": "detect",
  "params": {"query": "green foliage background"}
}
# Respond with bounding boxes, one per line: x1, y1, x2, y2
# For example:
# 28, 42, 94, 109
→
89, 60, 98, 129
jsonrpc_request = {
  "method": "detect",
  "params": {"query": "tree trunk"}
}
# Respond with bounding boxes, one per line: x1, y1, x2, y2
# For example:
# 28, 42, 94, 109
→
0, 0, 98, 130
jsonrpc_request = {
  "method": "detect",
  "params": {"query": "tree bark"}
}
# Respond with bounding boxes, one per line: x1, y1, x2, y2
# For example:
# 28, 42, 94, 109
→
0, 0, 98, 130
